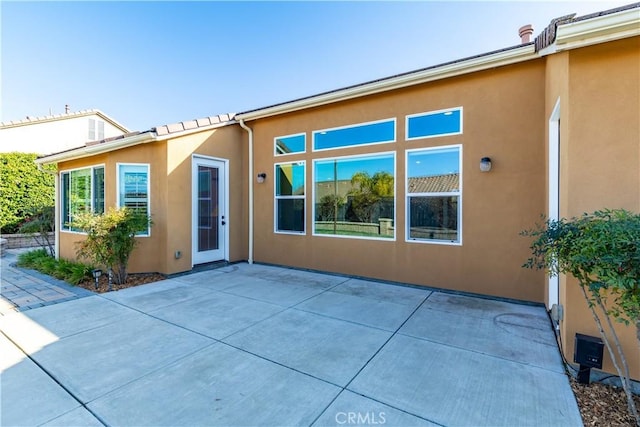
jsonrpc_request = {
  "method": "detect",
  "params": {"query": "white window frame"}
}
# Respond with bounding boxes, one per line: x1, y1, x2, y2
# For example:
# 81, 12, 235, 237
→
312, 118, 396, 152
60, 164, 105, 234
312, 151, 396, 241
274, 161, 306, 235
405, 144, 462, 246
274, 132, 306, 156
405, 107, 463, 141
88, 118, 105, 141
117, 163, 151, 237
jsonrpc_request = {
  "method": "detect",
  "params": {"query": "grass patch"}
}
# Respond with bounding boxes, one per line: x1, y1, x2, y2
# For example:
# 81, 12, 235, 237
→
17, 249, 94, 285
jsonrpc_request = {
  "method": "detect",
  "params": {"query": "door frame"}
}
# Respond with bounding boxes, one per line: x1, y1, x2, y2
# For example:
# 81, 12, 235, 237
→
548, 98, 561, 308
191, 154, 229, 266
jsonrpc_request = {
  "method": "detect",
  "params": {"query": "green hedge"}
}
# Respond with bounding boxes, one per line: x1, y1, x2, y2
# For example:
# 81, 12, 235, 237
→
0, 153, 56, 233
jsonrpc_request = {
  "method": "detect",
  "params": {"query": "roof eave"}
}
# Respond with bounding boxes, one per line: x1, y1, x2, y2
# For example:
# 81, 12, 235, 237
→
36, 132, 156, 165
236, 44, 537, 121
94, 110, 131, 133
35, 118, 237, 165
554, 6, 640, 51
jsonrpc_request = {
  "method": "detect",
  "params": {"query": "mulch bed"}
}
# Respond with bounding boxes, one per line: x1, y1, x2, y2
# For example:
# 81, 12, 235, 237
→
77, 272, 166, 293
77, 272, 640, 425
570, 376, 640, 426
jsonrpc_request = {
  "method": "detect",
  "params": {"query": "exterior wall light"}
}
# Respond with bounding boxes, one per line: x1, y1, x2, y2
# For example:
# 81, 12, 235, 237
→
257, 172, 267, 183
480, 157, 492, 172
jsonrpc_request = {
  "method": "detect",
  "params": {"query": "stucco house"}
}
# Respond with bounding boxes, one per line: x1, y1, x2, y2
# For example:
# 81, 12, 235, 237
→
37, 4, 640, 380
0, 108, 129, 154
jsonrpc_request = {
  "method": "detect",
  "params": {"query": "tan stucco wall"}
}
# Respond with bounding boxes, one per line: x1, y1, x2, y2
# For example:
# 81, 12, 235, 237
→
58, 143, 168, 273
58, 125, 247, 275
551, 36, 640, 379
164, 125, 248, 272
249, 60, 547, 302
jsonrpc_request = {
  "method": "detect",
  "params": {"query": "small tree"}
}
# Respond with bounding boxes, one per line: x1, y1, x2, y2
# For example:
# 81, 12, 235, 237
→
18, 206, 55, 257
72, 207, 151, 286
522, 209, 640, 425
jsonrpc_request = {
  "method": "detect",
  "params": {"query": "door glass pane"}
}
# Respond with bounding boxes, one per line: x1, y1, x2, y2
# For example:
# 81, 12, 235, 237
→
198, 166, 219, 252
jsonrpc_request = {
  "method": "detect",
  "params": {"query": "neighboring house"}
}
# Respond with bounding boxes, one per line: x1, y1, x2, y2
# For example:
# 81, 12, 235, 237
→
37, 4, 640, 379
0, 108, 129, 154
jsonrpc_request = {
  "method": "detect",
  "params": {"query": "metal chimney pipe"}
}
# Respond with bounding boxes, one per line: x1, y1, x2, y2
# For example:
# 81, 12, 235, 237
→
65, 104, 70, 114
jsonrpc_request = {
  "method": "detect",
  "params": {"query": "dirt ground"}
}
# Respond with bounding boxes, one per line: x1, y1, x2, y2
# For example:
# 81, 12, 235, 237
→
77, 272, 166, 293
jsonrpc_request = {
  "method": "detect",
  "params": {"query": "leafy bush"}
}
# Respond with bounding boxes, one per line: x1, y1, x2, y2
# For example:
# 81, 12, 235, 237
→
523, 209, 640, 423
17, 249, 93, 285
72, 207, 151, 285
0, 153, 55, 233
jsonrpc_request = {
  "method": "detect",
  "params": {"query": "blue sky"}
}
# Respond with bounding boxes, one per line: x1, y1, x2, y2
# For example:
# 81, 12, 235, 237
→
1, 1, 631, 131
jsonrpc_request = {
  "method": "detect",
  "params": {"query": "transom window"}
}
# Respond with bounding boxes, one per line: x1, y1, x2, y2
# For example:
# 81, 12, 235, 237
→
313, 119, 395, 151
406, 107, 462, 140
275, 161, 305, 233
118, 164, 150, 236
314, 153, 395, 239
406, 145, 461, 244
275, 133, 306, 155
61, 166, 104, 231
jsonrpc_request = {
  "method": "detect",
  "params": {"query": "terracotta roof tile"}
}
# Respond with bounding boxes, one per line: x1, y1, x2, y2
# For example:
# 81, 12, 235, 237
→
182, 120, 198, 130
155, 125, 169, 136
408, 174, 459, 193
196, 117, 211, 127
166, 123, 185, 133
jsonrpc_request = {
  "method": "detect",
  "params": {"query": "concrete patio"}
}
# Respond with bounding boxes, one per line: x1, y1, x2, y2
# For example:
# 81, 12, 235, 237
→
0, 261, 582, 426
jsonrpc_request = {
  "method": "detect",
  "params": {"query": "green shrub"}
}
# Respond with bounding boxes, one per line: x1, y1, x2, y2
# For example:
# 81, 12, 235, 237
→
72, 207, 151, 285
16, 249, 93, 285
523, 209, 640, 423
0, 153, 55, 233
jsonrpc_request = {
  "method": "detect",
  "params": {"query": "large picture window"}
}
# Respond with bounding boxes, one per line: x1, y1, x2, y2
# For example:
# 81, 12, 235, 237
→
61, 166, 105, 231
406, 146, 461, 244
314, 153, 395, 239
313, 119, 395, 151
275, 161, 305, 233
118, 164, 150, 236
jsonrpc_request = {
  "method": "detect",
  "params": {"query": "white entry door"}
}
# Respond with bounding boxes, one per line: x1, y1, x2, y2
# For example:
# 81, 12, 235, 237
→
192, 156, 227, 265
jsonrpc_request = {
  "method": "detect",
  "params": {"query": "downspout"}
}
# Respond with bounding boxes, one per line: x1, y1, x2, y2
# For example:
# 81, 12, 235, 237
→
37, 164, 59, 260
238, 119, 254, 264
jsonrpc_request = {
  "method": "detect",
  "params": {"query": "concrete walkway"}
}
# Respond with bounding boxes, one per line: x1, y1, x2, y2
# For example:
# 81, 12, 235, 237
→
0, 262, 583, 426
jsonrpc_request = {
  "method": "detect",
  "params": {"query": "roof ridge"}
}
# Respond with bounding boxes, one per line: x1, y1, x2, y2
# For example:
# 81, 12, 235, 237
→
1, 108, 100, 127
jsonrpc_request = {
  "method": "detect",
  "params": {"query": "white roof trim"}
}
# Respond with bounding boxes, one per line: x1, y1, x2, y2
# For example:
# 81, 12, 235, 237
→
554, 7, 640, 51
1, 109, 130, 133
35, 119, 236, 165
35, 132, 156, 165
236, 45, 537, 121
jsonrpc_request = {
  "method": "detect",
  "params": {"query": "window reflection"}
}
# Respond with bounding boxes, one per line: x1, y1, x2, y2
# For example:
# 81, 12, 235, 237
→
314, 154, 394, 239
313, 119, 395, 151
275, 134, 305, 155
406, 146, 461, 243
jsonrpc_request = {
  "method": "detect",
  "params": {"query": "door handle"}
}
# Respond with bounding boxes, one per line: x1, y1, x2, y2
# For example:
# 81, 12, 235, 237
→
221, 221, 226, 226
